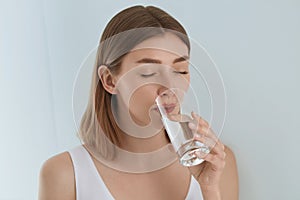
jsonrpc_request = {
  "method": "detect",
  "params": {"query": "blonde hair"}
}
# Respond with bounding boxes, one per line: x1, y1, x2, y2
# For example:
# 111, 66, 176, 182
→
78, 5, 190, 159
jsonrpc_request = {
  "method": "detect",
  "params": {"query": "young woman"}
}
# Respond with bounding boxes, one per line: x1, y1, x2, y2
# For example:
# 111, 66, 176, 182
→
38, 5, 238, 200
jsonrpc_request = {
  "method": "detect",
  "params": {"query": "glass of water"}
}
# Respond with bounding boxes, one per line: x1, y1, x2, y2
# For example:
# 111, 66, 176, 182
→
155, 88, 210, 167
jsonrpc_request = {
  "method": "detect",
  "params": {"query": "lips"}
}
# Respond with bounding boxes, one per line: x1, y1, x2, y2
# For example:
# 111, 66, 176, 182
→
152, 103, 177, 114
161, 103, 176, 114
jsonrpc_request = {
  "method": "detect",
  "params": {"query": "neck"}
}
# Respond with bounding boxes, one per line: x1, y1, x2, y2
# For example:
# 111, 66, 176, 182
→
113, 96, 170, 152
118, 128, 170, 153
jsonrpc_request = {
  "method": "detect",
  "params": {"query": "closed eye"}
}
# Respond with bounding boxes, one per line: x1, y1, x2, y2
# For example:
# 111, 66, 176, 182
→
140, 72, 157, 77
173, 71, 189, 75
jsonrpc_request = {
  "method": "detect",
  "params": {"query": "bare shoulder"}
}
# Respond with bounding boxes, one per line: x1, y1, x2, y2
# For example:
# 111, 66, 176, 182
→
224, 145, 237, 166
220, 145, 239, 200
38, 151, 75, 200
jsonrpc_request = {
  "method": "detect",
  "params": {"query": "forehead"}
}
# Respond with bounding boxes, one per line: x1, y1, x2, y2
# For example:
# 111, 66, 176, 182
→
119, 32, 189, 74
131, 32, 189, 57
116, 32, 190, 76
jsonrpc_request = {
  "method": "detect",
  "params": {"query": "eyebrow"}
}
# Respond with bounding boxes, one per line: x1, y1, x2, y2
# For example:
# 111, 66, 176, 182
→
136, 55, 189, 64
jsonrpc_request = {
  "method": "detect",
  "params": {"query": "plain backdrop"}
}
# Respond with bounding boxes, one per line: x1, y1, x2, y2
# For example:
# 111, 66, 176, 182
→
1, 0, 299, 199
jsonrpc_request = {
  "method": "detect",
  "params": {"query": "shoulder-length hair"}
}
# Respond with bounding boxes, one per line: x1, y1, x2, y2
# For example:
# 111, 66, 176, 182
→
78, 5, 190, 159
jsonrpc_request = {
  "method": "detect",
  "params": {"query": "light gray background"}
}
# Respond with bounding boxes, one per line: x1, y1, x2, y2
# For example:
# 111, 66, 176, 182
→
1, 0, 299, 199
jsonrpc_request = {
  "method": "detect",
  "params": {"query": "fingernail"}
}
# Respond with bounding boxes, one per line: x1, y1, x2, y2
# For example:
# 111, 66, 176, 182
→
188, 122, 197, 130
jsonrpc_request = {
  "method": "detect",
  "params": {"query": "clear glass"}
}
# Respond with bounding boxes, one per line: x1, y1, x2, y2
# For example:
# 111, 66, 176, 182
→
155, 88, 210, 167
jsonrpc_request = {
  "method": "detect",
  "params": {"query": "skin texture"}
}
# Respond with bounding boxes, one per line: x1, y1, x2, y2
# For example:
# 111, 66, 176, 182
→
38, 33, 239, 199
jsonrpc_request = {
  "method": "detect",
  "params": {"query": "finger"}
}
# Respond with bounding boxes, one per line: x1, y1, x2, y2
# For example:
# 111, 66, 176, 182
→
190, 112, 218, 142
198, 125, 218, 142
193, 134, 225, 159
191, 112, 209, 127
211, 143, 226, 160
199, 153, 226, 171
189, 122, 218, 143
188, 113, 225, 158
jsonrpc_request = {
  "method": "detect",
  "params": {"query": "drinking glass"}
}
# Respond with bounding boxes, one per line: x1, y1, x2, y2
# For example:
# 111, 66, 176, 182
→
155, 88, 210, 167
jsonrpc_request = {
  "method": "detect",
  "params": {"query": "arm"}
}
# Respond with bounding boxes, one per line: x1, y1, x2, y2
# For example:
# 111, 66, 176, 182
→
187, 113, 239, 200
38, 152, 75, 200
219, 146, 239, 200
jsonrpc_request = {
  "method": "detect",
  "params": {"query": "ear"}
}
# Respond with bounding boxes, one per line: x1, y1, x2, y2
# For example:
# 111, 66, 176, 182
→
98, 65, 117, 94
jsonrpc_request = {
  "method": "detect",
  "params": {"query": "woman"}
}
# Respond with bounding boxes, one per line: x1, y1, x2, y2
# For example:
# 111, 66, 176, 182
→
38, 5, 238, 200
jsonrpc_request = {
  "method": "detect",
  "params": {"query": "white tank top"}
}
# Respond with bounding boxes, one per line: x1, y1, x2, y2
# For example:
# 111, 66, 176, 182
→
68, 145, 203, 200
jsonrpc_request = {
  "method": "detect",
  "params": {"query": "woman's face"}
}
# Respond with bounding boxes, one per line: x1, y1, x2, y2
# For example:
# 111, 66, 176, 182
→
114, 32, 190, 126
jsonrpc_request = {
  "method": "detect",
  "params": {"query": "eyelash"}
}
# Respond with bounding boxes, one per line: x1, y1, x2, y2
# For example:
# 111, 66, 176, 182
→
140, 71, 189, 77
140, 73, 156, 77
174, 71, 189, 75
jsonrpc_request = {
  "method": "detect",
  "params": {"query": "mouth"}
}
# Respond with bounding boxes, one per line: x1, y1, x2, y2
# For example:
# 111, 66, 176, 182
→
153, 103, 176, 114
162, 103, 176, 113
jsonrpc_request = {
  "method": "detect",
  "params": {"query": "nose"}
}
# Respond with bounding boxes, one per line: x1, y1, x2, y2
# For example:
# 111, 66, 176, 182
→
157, 87, 175, 98
156, 69, 175, 94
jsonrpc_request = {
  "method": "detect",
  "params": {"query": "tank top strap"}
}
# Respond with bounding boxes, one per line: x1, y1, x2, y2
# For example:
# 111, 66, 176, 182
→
68, 145, 114, 200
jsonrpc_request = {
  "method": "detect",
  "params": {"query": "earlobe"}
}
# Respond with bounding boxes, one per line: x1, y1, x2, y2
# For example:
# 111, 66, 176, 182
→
98, 65, 117, 94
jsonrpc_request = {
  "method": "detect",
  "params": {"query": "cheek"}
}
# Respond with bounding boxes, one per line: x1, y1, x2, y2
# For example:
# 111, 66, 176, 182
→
129, 85, 158, 112
167, 74, 190, 92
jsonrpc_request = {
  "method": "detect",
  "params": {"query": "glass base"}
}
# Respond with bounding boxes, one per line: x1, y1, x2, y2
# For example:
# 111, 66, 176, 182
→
177, 140, 210, 167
